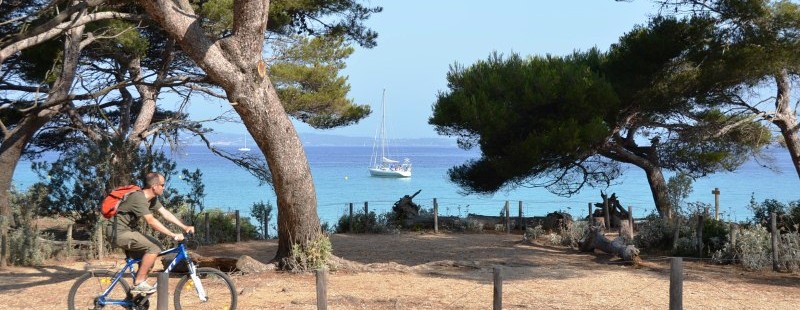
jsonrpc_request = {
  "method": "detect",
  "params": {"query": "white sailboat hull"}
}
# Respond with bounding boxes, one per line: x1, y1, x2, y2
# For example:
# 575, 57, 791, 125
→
369, 167, 411, 177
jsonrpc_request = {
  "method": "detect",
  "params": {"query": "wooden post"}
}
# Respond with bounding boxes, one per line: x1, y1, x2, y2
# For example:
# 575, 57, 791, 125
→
628, 206, 634, 232
0, 215, 8, 268
96, 220, 105, 259
729, 223, 737, 249
603, 195, 611, 231
235, 210, 241, 243
364, 201, 368, 215
672, 217, 682, 251
262, 210, 268, 239
157, 272, 169, 310
712, 188, 721, 221
433, 198, 439, 234
697, 212, 705, 258
504, 201, 510, 234
670, 257, 683, 310
204, 213, 210, 244
363, 201, 369, 231
316, 268, 328, 310
66, 223, 73, 257
493, 266, 502, 310
518, 201, 523, 230
348, 203, 354, 233
588, 203, 594, 225
771, 212, 780, 272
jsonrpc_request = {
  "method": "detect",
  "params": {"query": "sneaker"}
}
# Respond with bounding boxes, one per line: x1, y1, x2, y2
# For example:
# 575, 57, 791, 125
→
130, 281, 157, 295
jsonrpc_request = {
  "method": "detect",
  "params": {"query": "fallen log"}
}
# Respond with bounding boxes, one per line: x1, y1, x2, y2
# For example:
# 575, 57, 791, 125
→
578, 225, 640, 263
189, 254, 274, 273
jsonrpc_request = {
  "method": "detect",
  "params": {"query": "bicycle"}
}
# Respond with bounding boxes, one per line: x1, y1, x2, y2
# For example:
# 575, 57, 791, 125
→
67, 234, 237, 310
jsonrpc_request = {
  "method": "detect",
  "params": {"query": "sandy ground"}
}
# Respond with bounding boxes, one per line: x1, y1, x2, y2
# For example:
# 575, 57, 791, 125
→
1, 231, 799, 309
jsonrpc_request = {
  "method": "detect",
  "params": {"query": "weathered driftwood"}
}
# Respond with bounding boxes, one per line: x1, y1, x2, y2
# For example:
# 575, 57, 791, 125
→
192, 254, 273, 273
578, 225, 640, 263
592, 193, 631, 229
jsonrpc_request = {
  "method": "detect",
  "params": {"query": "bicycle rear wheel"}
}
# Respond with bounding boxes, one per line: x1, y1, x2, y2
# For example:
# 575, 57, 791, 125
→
68, 270, 131, 310
173, 267, 237, 310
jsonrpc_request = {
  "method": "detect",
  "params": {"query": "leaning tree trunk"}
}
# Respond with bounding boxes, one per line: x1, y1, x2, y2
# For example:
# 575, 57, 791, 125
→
600, 141, 674, 220
642, 163, 673, 219
138, 0, 323, 265
773, 69, 800, 180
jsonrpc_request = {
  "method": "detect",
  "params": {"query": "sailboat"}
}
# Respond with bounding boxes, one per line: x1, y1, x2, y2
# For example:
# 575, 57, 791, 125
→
369, 90, 412, 177
238, 136, 251, 152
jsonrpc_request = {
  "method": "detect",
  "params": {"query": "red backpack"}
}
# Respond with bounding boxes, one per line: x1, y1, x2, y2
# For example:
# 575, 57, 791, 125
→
101, 185, 141, 219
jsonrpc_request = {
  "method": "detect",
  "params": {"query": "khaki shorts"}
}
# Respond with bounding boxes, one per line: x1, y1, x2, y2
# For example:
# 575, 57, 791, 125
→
113, 230, 163, 257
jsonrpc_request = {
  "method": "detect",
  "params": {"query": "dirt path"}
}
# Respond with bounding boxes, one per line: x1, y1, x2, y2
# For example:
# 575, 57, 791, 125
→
1, 232, 798, 309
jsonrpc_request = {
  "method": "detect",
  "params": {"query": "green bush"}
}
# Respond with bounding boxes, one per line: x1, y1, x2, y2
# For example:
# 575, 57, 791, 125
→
633, 215, 675, 250
287, 235, 332, 271
702, 218, 729, 254
334, 211, 388, 233
778, 232, 800, 272
193, 208, 259, 244
524, 225, 545, 242
712, 225, 772, 270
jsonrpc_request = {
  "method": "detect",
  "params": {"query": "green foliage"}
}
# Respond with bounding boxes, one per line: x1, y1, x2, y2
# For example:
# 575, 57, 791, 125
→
8, 184, 55, 266
666, 172, 693, 216
334, 211, 387, 233
524, 225, 546, 241
199, 208, 259, 244
633, 215, 676, 250
703, 218, 730, 254
713, 225, 773, 270
430, 52, 620, 195
747, 196, 800, 232
179, 169, 206, 224
288, 235, 332, 271
270, 36, 371, 128
31, 143, 181, 226
249, 200, 274, 239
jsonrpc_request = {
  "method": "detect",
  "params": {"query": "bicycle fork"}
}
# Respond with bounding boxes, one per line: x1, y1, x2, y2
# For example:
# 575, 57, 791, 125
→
188, 262, 208, 302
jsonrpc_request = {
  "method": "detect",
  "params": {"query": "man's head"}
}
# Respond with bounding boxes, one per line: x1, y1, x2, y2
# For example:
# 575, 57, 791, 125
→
143, 172, 166, 196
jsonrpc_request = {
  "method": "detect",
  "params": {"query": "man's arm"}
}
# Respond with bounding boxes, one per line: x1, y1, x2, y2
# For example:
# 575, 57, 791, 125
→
156, 207, 195, 233
143, 214, 180, 239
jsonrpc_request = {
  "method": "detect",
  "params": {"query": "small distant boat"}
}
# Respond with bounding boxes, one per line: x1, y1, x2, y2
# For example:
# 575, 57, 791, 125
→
369, 90, 411, 178
238, 137, 251, 152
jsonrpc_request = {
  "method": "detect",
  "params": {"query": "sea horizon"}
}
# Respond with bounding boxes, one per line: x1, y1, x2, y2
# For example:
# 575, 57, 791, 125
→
11, 142, 800, 236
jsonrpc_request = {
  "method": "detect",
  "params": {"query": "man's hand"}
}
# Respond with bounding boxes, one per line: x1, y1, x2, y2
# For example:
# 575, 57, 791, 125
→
184, 226, 195, 234
173, 233, 185, 241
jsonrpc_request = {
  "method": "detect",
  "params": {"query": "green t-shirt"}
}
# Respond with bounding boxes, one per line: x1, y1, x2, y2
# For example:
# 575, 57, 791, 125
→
109, 191, 163, 232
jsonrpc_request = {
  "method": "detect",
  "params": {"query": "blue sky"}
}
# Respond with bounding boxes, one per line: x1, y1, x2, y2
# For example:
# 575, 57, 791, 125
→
190, 0, 661, 139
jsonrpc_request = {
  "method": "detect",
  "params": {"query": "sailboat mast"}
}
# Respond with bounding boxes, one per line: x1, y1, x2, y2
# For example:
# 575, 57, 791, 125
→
380, 89, 387, 162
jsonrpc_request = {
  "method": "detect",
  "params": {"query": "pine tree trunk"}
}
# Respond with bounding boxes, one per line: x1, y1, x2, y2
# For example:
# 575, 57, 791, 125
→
643, 163, 673, 219
773, 70, 800, 180
137, 0, 323, 266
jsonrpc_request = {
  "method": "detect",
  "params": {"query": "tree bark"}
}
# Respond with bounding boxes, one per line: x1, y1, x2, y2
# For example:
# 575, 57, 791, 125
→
137, 0, 322, 264
0, 10, 87, 267
773, 69, 800, 180
599, 141, 674, 219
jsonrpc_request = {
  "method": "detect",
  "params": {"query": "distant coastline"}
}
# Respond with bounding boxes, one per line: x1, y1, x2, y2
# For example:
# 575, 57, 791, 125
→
203, 131, 459, 147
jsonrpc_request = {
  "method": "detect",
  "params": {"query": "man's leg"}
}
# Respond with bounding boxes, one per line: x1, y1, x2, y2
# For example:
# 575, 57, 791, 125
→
135, 253, 157, 284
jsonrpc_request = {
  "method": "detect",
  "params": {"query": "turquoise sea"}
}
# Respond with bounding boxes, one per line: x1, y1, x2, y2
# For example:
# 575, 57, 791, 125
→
11, 145, 800, 234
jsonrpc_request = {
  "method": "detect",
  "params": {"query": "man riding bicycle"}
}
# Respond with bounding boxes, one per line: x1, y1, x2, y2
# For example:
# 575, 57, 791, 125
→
106, 172, 194, 295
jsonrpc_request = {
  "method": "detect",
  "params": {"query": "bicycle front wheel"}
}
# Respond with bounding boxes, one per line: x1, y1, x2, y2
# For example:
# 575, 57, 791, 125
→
68, 270, 131, 310
174, 267, 237, 310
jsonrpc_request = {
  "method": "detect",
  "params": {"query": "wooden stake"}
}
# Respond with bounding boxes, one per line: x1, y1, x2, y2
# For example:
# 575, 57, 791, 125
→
316, 268, 328, 310
771, 212, 780, 272
433, 198, 439, 234
670, 257, 683, 310
235, 210, 241, 243
493, 267, 502, 310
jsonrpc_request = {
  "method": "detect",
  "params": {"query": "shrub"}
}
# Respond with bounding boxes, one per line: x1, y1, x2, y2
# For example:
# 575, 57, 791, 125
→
8, 184, 56, 266
702, 218, 729, 254
334, 211, 388, 233
712, 225, 772, 270
188, 208, 259, 244
560, 220, 588, 247
778, 232, 800, 272
633, 214, 675, 250
287, 235, 332, 271
523, 225, 545, 242
451, 218, 484, 233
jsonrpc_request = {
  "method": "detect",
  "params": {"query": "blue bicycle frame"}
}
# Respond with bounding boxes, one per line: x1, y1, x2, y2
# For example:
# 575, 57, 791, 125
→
94, 241, 203, 307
